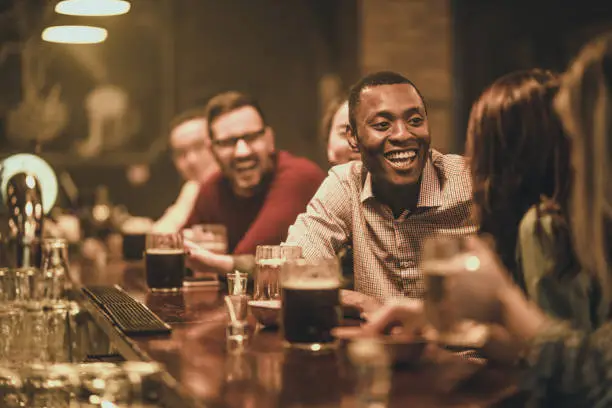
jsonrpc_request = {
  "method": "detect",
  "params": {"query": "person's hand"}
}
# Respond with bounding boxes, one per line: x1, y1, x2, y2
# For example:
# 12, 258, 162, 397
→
184, 239, 232, 275
425, 235, 515, 332
361, 299, 428, 337
340, 290, 383, 320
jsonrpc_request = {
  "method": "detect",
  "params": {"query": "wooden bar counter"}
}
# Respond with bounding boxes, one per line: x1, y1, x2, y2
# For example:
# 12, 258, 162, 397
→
73, 258, 523, 408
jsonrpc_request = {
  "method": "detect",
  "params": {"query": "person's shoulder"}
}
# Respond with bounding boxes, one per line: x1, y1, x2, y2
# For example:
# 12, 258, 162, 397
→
277, 151, 322, 173
328, 160, 364, 186
195, 171, 224, 196
431, 149, 469, 179
519, 201, 567, 240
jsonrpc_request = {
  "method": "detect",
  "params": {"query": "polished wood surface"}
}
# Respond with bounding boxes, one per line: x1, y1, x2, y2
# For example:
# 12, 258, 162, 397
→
75, 258, 521, 408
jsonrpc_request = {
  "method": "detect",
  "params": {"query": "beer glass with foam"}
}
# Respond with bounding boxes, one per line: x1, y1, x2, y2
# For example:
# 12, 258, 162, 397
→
254, 245, 301, 301
422, 234, 490, 347
280, 258, 341, 351
145, 233, 185, 292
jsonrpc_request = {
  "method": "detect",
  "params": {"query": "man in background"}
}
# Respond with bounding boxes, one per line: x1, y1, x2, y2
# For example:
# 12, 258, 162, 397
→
185, 91, 325, 275
153, 108, 219, 232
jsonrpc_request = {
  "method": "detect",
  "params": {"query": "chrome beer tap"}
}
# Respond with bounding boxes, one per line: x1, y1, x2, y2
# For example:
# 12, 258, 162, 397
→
5, 172, 44, 267
1, 154, 58, 268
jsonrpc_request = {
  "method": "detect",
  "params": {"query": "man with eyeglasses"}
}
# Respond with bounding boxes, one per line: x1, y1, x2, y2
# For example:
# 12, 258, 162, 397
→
153, 108, 219, 232
184, 91, 325, 275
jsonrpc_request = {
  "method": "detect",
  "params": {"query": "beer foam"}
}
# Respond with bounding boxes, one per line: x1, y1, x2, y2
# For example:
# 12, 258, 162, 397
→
122, 217, 153, 234
248, 299, 281, 309
146, 248, 184, 255
282, 278, 340, 290
257, 258, 284, 267
422, 256, 470, 276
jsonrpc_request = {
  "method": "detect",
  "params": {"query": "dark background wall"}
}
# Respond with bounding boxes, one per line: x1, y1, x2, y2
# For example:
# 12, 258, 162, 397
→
452, 0, 612, 150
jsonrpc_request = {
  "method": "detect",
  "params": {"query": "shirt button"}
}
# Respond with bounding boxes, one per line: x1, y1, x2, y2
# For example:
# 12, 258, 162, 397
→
400, 260, 417, 268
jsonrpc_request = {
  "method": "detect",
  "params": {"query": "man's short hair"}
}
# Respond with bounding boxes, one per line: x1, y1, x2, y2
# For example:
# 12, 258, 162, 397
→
168, 107, 207, 136
348, 71, 426, 134
205, 91, 267, 139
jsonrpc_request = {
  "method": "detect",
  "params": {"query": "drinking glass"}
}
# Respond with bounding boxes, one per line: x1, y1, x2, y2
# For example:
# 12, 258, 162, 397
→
0, 305, 22, 364
421, 234, 489, 346
45, 301, 72, 363
280, 258, 341, 351
76, 363, 129, 406
254, 245, 302, 301
184, 224, 228, 254
145, 233, 185, 292
183, 224, 227, 282
0, 367, 23, 408
121, 361, 164, 406
0, 268, 30, 304
227, 271, 248, 295
22, 363, 80, 407
41, 238, 71, 302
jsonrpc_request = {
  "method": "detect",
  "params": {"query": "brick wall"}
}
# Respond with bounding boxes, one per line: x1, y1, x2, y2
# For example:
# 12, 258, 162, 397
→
360, 0, 456, 152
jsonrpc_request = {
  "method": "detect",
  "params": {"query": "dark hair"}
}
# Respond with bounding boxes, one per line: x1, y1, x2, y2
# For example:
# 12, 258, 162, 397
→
168, 106, 207, 135
321, 96, 348, 143
466, 69, 571, 276
205, 91, 267, 139
347, 71, 426, 135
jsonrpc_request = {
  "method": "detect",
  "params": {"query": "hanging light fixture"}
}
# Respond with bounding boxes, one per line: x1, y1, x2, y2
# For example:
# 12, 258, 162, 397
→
55, 0, 131, 17
42, 25, 108, 44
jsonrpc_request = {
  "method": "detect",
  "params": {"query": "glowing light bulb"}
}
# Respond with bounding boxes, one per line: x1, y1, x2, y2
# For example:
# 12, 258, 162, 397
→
42, 26, 108, 44
55, 0, 131, 17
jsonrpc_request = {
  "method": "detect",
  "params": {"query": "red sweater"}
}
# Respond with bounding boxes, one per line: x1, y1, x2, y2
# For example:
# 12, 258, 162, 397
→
185, 151, 325, 254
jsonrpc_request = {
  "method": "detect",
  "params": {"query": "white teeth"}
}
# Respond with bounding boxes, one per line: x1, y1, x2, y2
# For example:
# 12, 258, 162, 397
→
234, 161, 257, 171
385, 150, 417, 161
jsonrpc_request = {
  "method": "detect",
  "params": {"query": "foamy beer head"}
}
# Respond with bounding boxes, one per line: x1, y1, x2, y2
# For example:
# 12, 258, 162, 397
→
145, 248, 185, 291
122, 217, 154, 261
145, 233, 184, 291
254, 245, 302, 300
184, 224, 228, 254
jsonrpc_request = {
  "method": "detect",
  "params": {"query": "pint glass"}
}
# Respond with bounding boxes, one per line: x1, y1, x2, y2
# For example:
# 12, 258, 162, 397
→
280, 258, 341, 350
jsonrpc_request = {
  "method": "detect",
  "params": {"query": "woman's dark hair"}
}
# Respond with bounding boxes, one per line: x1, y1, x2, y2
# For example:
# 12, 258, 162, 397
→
466, 69, 571, 277
320, 96, 347, 144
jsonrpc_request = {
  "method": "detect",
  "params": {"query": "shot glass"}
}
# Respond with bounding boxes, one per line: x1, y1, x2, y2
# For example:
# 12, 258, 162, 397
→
227, 271, 248, 295
225, 295, 249, 322
226, 320, 250, 354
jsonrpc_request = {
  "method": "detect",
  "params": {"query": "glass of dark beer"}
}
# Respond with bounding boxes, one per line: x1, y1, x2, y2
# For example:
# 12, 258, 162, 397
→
145, 233, 185, 292
280, 258, 341, 351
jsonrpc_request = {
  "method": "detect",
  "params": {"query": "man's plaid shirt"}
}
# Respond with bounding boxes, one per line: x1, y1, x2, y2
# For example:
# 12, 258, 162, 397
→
286, 149, 476, 302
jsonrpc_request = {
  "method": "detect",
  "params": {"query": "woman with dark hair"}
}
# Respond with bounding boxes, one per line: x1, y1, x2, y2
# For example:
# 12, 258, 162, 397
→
321, 97, 360, 166
467, 69, 600, 329
366, 33, 612, 406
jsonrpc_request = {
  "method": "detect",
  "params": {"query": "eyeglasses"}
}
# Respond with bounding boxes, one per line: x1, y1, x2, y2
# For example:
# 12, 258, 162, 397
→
212, 128, 266, 149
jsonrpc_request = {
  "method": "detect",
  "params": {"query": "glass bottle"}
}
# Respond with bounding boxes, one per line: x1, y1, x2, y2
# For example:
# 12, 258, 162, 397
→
41, 238, 71, 302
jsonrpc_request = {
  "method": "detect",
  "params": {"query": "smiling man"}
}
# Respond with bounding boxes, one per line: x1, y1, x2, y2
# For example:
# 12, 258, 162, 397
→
184, 91, 325, 274
286, 71, 475, 303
